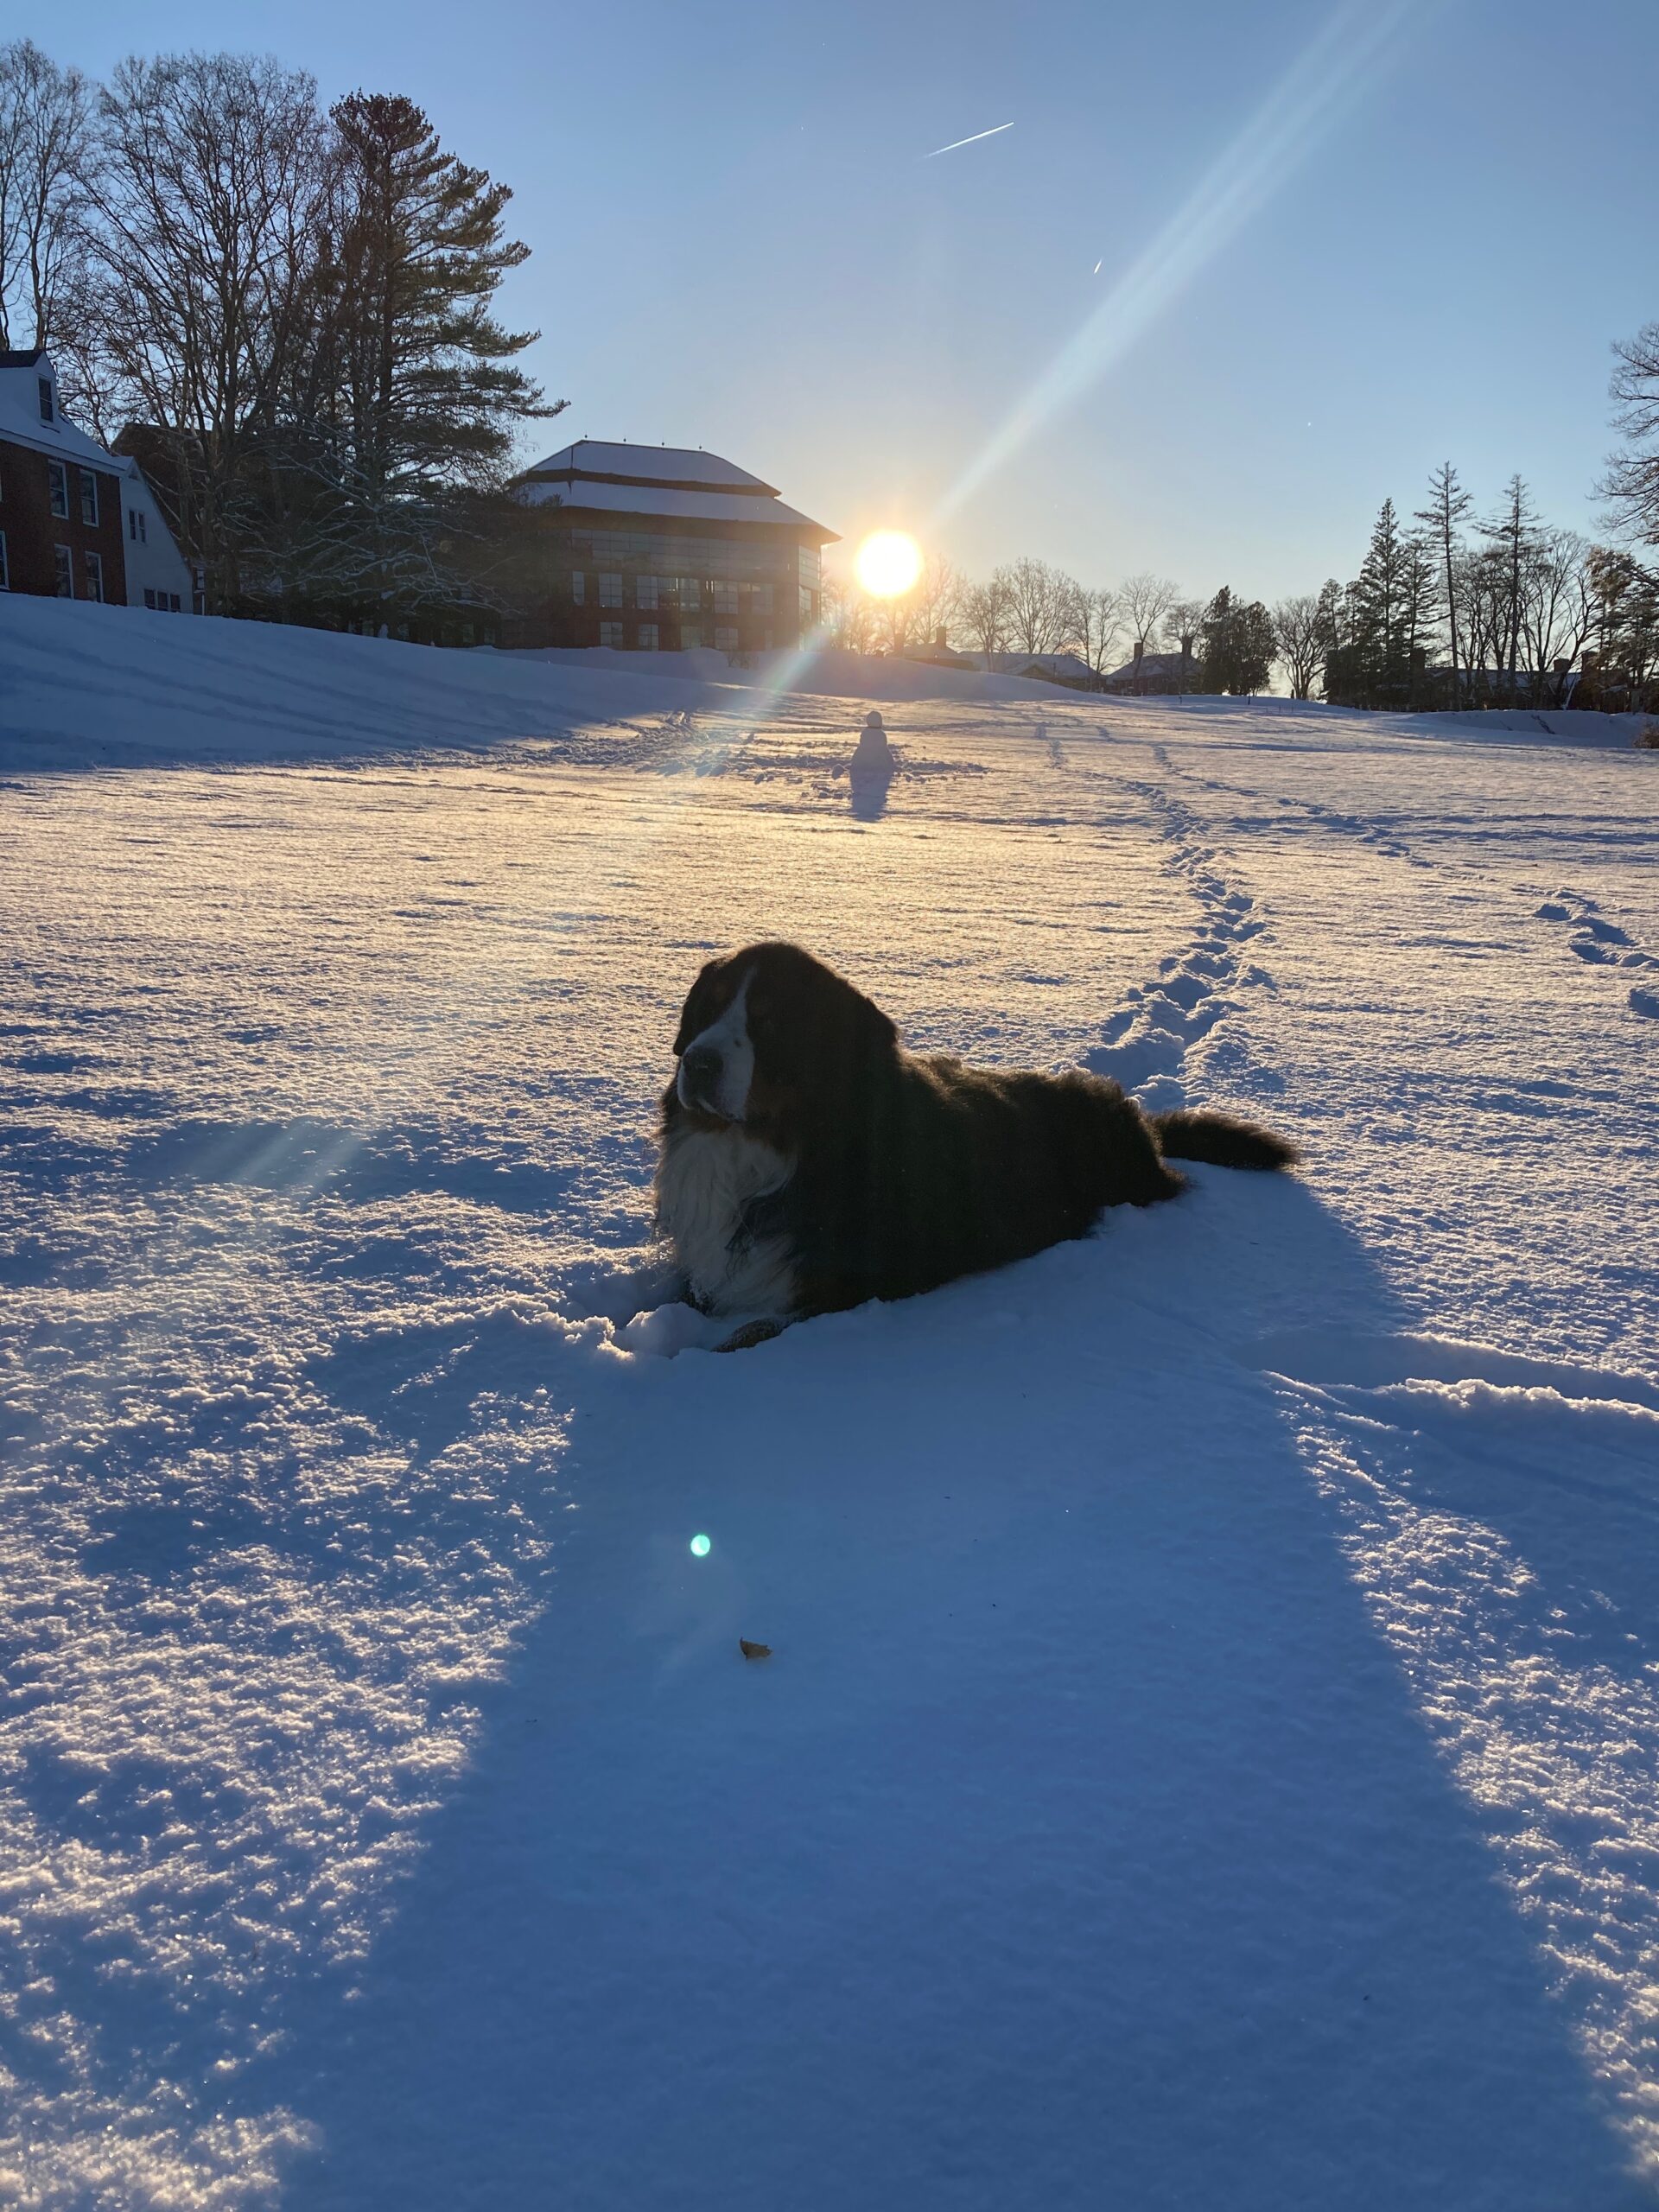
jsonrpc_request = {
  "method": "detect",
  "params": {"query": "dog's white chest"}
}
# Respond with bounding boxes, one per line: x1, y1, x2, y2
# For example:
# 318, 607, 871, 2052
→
657, 1128, 798, 1318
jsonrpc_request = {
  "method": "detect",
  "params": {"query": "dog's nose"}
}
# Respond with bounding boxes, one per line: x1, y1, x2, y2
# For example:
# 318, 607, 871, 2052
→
681, 1043, 721, 1090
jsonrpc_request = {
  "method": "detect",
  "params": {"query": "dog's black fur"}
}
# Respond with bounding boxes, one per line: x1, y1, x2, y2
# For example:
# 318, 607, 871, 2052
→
658, 941, 1297, 1328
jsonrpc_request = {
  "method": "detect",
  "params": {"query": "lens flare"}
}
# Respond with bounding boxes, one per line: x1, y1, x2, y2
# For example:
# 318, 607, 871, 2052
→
690, 1533, 712, 1558
855, 531, 924, 600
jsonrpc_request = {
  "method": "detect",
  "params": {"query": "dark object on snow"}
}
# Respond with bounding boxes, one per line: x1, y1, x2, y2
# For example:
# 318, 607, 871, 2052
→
656, 942, 1299, 1337
849, 710, 897, 773
740, 1639, 772, 1660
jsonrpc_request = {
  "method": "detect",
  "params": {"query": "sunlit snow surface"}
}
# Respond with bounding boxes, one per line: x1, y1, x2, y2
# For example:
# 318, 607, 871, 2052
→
2, 600, 1657, 2209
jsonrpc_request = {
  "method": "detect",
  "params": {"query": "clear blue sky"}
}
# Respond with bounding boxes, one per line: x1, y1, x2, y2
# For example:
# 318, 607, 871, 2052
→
54, 0, 1658, 601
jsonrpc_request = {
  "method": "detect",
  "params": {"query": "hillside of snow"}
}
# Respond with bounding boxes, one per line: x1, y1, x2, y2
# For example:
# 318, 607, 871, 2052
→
2, 595, 1657, 2209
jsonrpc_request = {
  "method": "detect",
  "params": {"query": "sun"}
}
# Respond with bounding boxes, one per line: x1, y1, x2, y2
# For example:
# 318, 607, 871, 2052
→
854, 530, 924, 600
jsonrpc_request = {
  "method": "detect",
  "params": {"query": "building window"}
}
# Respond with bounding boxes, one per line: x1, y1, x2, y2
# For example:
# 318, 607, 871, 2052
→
79, 471, 99, 527
143, 588, 156, 608
38, 376, 53, 423
84, 550, 105, 602
798, 545, 820, 588
129, 507, 148, 543
0, 531, 8, 590
799, 586, 817, 627
680, 623, 702, 651
170, 592, 181, 611
715, 626, 739, 653
599, 621, 624, 648
570, 570, 585, 604
712, 582, 738, 615
751, 583, 772, 617
53, 544, 73, 596
678, 577, 700, 611
48, 461, 68, 518
635, 574, 658, 611
636, 623, 658, 651
598, 572, 623, 608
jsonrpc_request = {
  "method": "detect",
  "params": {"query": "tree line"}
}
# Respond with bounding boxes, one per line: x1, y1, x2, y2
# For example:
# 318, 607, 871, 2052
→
826, 557, 1279, 695
0, 41, 559, 620
830, 325, 1659, 709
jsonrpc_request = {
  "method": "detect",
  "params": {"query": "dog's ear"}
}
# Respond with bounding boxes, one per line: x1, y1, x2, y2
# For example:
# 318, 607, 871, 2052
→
672, 962, 717, 1057
851, 988, 897, 1057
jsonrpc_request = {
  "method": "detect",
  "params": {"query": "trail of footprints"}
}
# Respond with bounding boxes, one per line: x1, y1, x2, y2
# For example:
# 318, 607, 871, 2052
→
1535, 889, 1659, 1019
1084, 782, 1270, 1109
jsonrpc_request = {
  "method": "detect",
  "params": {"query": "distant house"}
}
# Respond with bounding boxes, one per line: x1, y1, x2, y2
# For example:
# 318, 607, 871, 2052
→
0, 350, 194, 612
1102, 647, 1196, 696
952, 649, 1099, 690
511, 439, 837, 654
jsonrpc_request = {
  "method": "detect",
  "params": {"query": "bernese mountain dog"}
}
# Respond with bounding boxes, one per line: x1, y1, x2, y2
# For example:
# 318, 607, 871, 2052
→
656, 942, 1297, 1347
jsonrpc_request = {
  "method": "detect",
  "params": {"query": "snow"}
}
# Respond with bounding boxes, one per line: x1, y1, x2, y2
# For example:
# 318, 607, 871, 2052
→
2, 594, 1657, 2208
515, 476, 828, 529
0, 357, 115, 475
524, 442, 780, 493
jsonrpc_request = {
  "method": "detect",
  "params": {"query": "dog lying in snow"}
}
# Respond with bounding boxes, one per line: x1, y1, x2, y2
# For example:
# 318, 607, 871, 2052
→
653, 942, 1298, 1350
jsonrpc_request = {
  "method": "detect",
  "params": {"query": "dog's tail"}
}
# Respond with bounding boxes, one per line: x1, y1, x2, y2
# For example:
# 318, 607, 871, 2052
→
1151, 1107, 1300, 1172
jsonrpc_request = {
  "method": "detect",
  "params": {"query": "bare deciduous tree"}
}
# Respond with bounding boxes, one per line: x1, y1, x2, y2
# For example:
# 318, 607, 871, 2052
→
0, 41, 94, 352
1600, 322, 1659, 547
1003, 556, 1073, 656
78, 51, 334, 607
1272, 593, 1324, 699
959, 569, 1013, 664
1119, 571, 1178, 653
1072, 586, 1124, 680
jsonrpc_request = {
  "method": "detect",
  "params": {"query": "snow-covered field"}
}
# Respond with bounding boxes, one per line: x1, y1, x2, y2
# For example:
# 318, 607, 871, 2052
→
2, 596, 1657, 2209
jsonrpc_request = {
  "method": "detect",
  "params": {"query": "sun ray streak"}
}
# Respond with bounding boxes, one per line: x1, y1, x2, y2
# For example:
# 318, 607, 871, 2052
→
937, 0, 1439, 520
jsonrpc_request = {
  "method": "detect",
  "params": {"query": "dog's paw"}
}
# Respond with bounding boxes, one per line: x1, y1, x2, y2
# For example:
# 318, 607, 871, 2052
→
715, 1318, 788, 1354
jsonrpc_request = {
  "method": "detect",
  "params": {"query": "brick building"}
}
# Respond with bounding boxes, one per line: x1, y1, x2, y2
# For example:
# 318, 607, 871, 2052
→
0, 350, 194, 612
512, 440, 836, 654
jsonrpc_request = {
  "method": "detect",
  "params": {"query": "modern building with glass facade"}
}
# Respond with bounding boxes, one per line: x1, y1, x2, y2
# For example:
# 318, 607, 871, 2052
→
512, 441, 836, 654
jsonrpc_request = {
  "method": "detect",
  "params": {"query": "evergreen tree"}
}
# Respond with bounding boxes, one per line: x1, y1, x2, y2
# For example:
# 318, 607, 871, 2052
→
1478, 474, 1540, 687
264, 91, 562, 618
1414, 462, 1471, 702
1198, 586, 1274, 695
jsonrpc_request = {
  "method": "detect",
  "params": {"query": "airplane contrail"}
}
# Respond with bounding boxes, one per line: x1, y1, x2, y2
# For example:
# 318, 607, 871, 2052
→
925, 121, 1014, 158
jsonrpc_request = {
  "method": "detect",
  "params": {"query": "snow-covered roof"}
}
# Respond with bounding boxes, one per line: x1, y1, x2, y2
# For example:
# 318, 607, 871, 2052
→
516, 437, 836, 540
0, 353, 122, 474
518, 474, 830, 533
523, 441, 779, 494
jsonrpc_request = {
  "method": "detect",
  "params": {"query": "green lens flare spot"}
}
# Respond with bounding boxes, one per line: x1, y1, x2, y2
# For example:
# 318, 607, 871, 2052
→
690, 1533, 712, 1558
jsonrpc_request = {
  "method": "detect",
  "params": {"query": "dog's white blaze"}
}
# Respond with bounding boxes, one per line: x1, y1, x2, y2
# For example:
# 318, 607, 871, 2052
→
656, 1125, 797, 1318
676, 969, 755, 1122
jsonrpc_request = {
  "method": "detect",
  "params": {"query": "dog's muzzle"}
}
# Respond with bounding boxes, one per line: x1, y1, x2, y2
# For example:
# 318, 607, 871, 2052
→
677, 1044, 724, 1115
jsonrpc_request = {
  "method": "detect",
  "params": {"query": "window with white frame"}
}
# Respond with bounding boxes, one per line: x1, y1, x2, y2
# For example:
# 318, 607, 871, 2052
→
570, 570, 585, 603
636, 623, 658, 651
0, 531, 9, 590
84, 550, 104, 602
37, 376, 53, 423
598, 573, 623, 608
48, 461, 68, 518
599, 621, 624, 648
79, 471, 99, 526
715, 626, 739, 653
53, 544, 72, 596
129, 507, 147, 543
635, 574, 658, 610
169, 593, 181, 611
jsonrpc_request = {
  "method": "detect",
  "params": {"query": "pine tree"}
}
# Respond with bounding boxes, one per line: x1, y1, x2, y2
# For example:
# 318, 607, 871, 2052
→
1198, 586, 1274, 695
1478, 474, 1540, 688
1414, 463, 1471, 701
